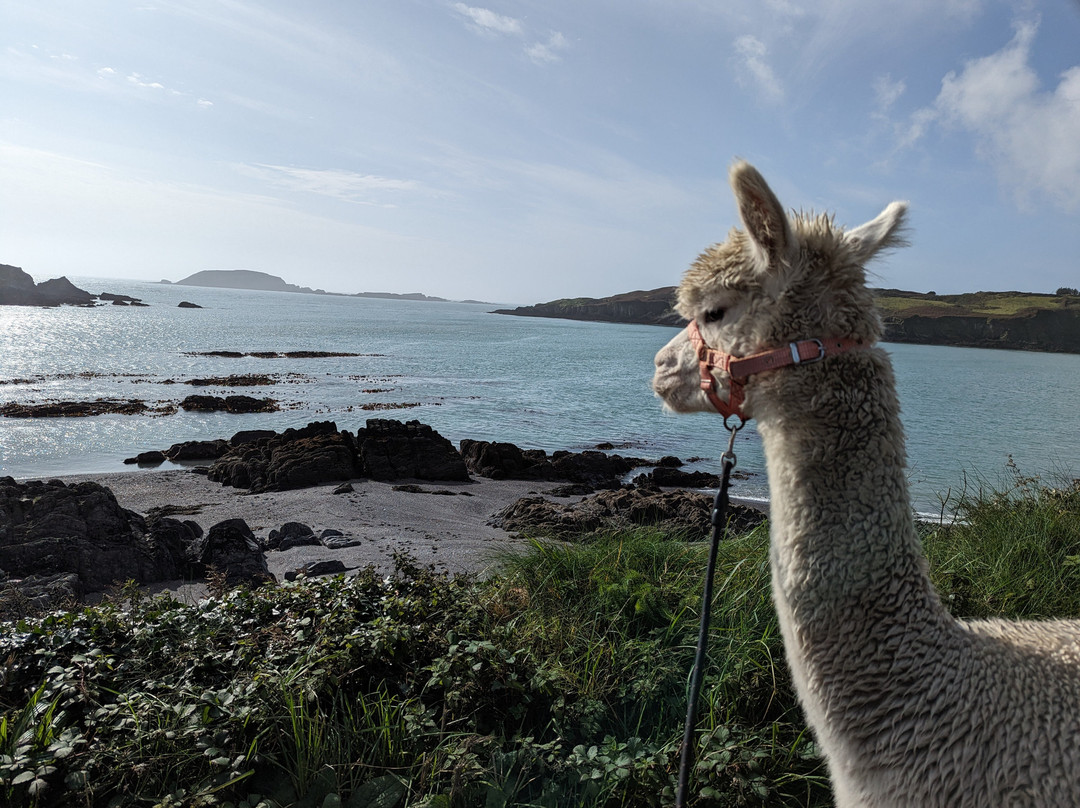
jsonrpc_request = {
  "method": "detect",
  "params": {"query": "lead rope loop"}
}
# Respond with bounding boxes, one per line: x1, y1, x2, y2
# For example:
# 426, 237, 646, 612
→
674, 416, 743, 807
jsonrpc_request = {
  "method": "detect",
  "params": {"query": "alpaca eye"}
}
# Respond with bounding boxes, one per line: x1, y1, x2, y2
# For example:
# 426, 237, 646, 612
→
702, 308, 725, 324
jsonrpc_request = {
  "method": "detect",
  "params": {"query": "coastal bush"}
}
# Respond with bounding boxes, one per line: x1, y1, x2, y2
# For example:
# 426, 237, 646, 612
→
923, 465, 1080, 620
3, 474, 1080, 807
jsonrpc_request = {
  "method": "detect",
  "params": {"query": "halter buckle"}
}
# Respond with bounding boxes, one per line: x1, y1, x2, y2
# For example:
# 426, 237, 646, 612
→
790, 338, 825, 365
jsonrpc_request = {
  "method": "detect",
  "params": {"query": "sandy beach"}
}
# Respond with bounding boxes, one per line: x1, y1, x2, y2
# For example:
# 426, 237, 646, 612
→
48, 468, 569, 601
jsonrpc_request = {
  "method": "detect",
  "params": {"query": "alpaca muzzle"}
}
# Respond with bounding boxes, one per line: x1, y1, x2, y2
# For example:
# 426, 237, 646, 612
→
685, 319, 866, 420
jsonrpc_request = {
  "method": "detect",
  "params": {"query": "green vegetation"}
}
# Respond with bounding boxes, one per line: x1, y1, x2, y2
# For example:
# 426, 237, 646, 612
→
873, 289, 1079, 317
4, 475, 1080, 808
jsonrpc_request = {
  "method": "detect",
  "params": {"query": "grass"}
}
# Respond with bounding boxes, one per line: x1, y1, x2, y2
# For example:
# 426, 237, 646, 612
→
872, 290, 1077, 318
3, 475, 1080, 807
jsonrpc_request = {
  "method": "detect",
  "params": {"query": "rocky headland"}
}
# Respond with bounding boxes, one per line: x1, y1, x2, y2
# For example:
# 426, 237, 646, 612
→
494, 287, 1080, 353
0, 264, 145, 307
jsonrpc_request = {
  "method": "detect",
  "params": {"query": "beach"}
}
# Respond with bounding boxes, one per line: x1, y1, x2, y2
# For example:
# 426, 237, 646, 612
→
46, 468, 568, 602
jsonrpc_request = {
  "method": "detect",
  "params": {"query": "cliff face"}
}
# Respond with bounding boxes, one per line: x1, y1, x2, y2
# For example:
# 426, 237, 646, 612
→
495, 287, 1080, 354
882, 308, 1080, 353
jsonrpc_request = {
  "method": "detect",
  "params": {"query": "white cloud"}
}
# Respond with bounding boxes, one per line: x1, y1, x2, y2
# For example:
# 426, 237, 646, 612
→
903, 19, 1080, 210
452, 3, 523, 36
733, 35, 784, 103
526, 32, 569, 65
873, 74, 906, 117
127, 73, 165, 90
240, 164, 421, 204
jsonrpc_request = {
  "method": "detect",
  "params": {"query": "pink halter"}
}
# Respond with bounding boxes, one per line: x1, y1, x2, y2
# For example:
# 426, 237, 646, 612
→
685, 319, 866, 419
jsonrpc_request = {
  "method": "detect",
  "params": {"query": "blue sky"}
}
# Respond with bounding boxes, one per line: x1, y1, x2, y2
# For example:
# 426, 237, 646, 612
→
3, 1, 1079, 303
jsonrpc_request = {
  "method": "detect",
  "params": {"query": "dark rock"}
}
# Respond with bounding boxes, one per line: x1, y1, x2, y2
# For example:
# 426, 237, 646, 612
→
657, 456, 683, 468
178, 301, 202, 308
358, 419, 469, 481
180, 394, 278, 413
285, 559, 347, 581
635, 467, 721, 489
2, 399, 151, 418
99, 292, 142, 304
267, 522, 320, 551
187, 519, 273, 587
111, 299, 129, 306
34, 276, 96, 306
147, 517, 203, 578
459, 439, 551, 480
491, 488, 766, 539
165, 439, 229, 461
229, 429, 277, 446
185, 374, 274, 387
1, 572, 81, 618
209, 422, 356, 492
332, 482, 354, 494
459, 438, 650, 489
319, 529, 344, 539
0, 477, 190, 604
208, 420, 468, 492
322, 534, 363, 550
124, 450, 167, 466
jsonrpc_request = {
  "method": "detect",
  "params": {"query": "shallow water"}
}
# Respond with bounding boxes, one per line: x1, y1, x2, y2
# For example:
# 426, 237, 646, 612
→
2, 277, 1079, 514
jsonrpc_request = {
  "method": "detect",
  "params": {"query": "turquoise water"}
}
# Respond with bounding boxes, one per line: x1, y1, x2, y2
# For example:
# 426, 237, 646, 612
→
3, 277, 1079, 513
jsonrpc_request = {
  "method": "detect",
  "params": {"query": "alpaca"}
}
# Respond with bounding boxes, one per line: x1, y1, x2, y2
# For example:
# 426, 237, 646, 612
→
652, 161, 1080, 807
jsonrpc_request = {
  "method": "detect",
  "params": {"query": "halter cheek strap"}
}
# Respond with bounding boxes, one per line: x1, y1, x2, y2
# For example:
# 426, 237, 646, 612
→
685, 319, 866, 418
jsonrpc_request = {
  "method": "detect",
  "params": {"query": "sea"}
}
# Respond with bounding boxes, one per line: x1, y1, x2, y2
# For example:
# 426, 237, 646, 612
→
3, 276, 1080, 517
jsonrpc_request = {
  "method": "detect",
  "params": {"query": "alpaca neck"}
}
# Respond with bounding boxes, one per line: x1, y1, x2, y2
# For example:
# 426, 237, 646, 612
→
752, 349, 947, 658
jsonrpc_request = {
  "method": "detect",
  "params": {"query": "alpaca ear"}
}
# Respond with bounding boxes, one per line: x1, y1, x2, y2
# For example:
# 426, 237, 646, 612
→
730, 161, 794, 270
844, 201, 909, 265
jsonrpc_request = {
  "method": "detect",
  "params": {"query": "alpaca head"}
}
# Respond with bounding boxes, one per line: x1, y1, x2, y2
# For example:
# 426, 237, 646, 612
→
652, 161, 908, 417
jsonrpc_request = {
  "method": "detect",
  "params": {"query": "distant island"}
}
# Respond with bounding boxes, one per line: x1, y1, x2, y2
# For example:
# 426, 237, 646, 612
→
166, 269, 449, 302
168, 269, 325, 295
494, 287, 1080, 354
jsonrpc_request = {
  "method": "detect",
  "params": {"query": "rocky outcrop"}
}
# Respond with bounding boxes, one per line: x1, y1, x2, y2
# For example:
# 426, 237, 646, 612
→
633, 467, 722, 488
492, 486, 766, 538
208, 421, 356, 492
360, 419, 469, 482
186, 519, 273, 587
265, 522, 321, 551
206, 420, 471, 492
0, 478, 191, 603
459, 439, 651, 489
0, 264, 140, 307
2, 400, 159, 418
179, 394, 278, 413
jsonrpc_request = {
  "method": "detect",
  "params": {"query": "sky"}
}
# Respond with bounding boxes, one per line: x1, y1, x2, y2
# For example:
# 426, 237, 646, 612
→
3, 1, 1080, 304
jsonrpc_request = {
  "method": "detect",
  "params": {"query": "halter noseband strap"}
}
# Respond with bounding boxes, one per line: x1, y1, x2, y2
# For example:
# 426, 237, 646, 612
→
685, 319, 866, 419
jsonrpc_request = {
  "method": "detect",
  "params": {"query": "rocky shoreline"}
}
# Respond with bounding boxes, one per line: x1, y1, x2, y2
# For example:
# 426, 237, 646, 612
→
1, 419, 766, 619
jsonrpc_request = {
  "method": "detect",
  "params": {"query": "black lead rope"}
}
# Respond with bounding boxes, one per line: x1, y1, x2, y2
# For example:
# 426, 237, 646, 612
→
675, 416, 743, 808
